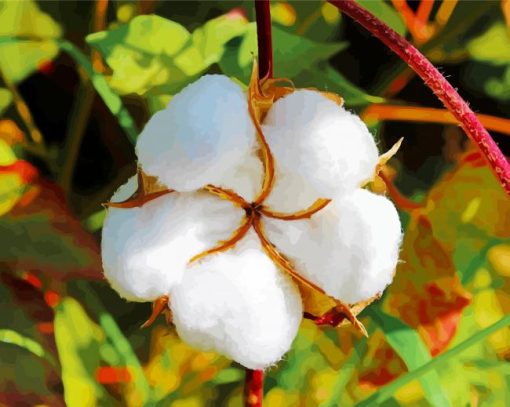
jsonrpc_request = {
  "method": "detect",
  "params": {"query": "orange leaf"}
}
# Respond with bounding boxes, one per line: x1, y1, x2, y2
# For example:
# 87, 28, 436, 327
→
384, 217, 471, 355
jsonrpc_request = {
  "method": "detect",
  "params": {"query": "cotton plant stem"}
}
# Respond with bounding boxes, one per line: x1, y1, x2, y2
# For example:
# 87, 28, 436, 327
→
255, 0, 273, 79
329, 0, 510, 197
244, 369, 264, 407
59, 0, 109, 194
242, 2, 272, 405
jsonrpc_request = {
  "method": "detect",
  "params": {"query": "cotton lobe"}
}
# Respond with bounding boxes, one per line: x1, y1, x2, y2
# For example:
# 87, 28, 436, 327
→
264, 189, 402, 304
136, 75, 256, 191
101, 176, 244, 302
171, 232, 303, 370
263, 90, 379, 212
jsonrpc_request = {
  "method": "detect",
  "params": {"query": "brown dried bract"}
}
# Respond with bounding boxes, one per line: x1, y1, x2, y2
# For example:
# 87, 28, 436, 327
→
104, 169, 174, 209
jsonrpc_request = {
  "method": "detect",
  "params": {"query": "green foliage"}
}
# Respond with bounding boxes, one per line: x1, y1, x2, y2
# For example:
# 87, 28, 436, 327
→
55, 297, 112, 406
0, 88, 11, 115
0, 0, 61, 83
0, 329, 56, 366
87, 13, 248, 96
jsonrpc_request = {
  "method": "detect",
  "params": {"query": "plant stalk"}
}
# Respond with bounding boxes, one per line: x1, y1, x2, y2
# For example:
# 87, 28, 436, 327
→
243, 3, 271, 406
244, 369, 264, 407
255, 0, 273, 79
329, 0, 510, 197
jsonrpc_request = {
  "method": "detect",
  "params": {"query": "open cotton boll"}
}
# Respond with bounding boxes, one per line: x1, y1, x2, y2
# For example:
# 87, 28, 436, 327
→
101, 176, 244, 302
263, 90, 379, 204
136, 75, 256, 191
171, 232, 303, 370
264, 189, 402, 304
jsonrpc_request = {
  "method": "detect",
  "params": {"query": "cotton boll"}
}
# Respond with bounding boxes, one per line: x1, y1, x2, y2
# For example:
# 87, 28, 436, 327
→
101, 176, 244, 302
136, 75, 257, 191
264, 189, 402, 304
263, 90, 379, 207
171, 232, 303, 370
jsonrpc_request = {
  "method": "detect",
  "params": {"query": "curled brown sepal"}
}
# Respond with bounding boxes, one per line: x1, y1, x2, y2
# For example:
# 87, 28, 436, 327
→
103, 170, 174, 209
188, 214, 254, 264
248, 61, 277, 205
203, 184, 249, 208
363, 137, 404, 195
260, 198, 331, 220
140, 295, 169, 328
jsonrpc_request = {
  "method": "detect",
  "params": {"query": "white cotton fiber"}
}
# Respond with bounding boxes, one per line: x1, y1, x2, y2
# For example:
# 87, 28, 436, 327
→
218, 149, 264, 203
262, 90, 379, 211
171, 231, 303, 370
136, 75, 256, 192
264, 189, 402, 304
101, 176, 244, 302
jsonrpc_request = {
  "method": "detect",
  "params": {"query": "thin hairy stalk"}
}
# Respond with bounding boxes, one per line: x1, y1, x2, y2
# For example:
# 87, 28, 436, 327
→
260, 198, 331, 220
329, 0, 510, 196
363, 105, 510, 137
188, 214, 253, 264
255, 0, 273, 79
244, 369, 264, 407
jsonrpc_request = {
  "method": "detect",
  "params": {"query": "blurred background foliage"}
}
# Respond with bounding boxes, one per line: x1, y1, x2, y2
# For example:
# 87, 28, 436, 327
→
1, 0, 510, 406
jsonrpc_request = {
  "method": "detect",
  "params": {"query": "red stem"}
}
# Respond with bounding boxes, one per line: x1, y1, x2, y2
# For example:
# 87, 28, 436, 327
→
329, 0, 510, 196
243, 4, 271, 406
244, 369, 264, 407
255, 0, 273, 79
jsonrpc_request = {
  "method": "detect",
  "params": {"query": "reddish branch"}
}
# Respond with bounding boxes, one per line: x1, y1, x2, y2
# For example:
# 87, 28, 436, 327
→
255, 0, 273, 79
329, 0, 510, 197
244, 2, 272, 405
244, 369, 264, 407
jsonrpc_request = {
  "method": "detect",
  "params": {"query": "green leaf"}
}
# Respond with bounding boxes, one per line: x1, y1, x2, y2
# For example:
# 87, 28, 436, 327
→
83, 209, 106, 232
211, 367, 244, 385
219, 24, 347, 83
322, 334, 369, 407
87, 15, 192, 95
272, 26, 347, 78
87, 13, 248, 97
0, 179, 102, 278
54, 297, 109, 407
0, 0, 61, 82
293, 65, 385, 107
190, 12, 249, 67
357, 0, 407, 36
0, 329, 56, 367
356, 313, 510, 407
0, 87, 12, 115
58, 39, 138, 144
467, 22, 510, 65
74, 281, 154, 405
0, 138, 16, 165
368, 308, 451, 407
